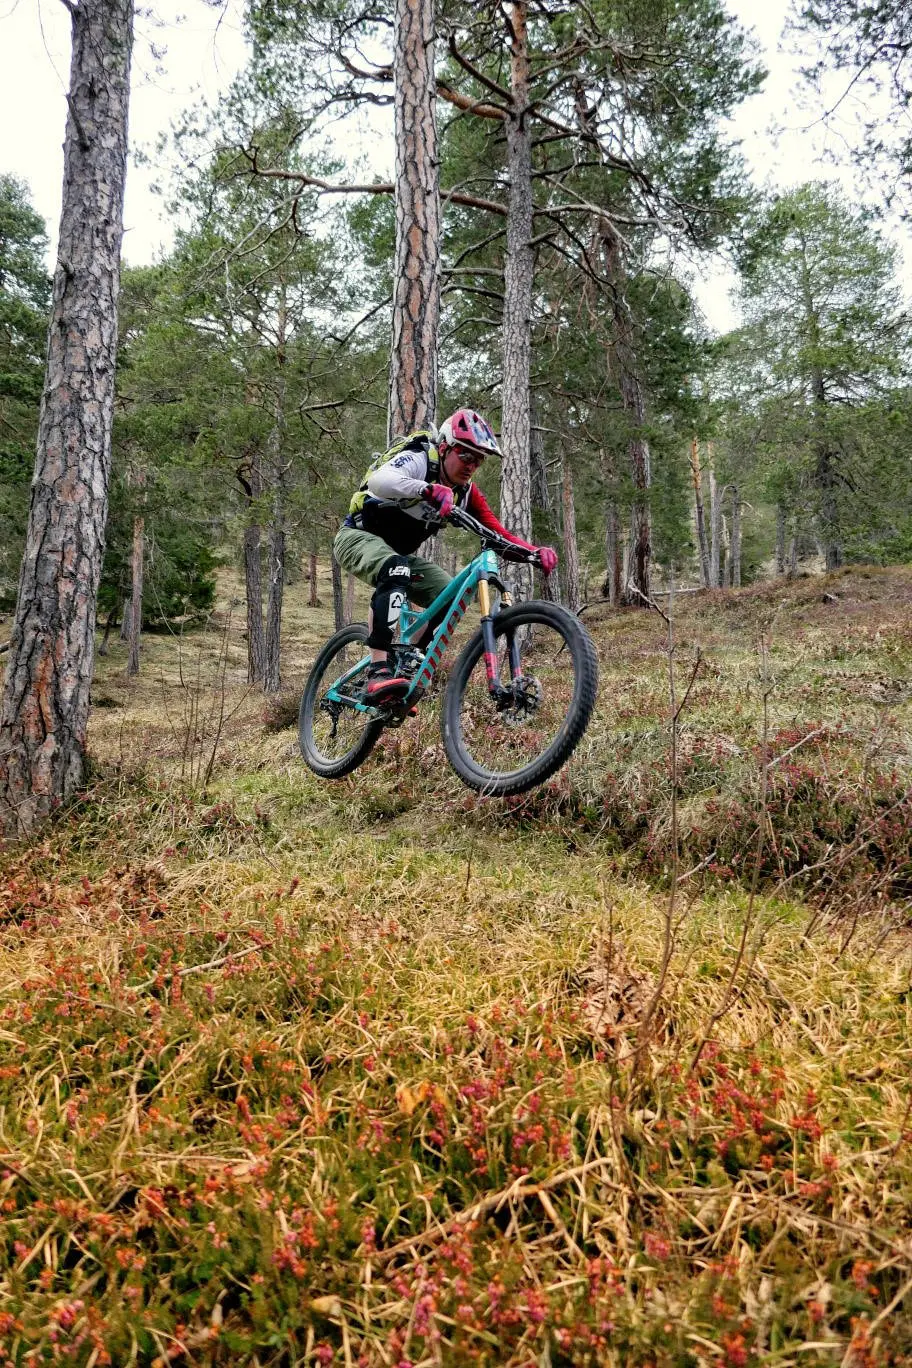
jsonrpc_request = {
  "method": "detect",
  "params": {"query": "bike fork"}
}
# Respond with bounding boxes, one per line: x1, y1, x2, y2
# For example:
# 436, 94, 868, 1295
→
478, 577, 520, 697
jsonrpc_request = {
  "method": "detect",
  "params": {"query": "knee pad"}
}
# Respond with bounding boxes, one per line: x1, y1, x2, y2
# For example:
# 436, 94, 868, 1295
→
366, 555, 411, 650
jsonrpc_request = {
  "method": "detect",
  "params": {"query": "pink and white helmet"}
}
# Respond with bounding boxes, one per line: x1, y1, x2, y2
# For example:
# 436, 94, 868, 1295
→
437, 408, 502, 459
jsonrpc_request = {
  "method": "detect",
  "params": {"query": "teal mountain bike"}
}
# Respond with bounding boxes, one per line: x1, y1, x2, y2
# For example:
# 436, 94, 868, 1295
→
298, 508, 598, 796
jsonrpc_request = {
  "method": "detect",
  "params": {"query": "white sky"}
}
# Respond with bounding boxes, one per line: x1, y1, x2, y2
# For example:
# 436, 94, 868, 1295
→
0, 0, 907, 333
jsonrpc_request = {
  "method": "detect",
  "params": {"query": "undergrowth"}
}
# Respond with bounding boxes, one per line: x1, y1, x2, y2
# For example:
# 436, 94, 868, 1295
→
1, 564, 911, 1365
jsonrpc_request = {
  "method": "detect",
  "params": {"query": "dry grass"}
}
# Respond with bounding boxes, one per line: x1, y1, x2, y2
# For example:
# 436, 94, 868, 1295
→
1, 562, 911, 1365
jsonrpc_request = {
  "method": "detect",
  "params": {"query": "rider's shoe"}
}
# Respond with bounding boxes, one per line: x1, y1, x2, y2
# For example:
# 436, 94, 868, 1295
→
364, 662, 411, 704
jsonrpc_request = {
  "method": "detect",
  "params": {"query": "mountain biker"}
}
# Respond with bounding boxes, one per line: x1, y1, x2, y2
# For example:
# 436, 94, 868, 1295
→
334, 408, 559, 703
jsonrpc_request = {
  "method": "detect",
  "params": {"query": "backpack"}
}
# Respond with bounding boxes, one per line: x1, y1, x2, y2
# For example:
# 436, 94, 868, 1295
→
348, 430, 440, 518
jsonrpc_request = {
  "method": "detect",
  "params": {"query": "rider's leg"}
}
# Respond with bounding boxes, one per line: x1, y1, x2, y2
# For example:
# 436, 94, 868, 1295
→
333, 529, 412, 697
365, 554, 411, 652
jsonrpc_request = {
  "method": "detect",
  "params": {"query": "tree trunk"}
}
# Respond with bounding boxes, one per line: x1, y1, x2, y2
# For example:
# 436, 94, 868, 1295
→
331, 554, 345, 632
499, 0, 535, 603
243, 446, 266, 685
689, 436, 710, 588
530, 409, 550, 515
388, 0, 440, 440
97, 603, 118, 657
720, 513, 731, 588
798, 237, 842, 571
345, 572, 356, 625
263, 510, 285, 695
262, 289, 288, 697
707, 444, 721, 590
531, 404, 560, 603
817, 449, 842, 572
775, 503, 786, 575
120, 596, 131, 642
600, 224, 651, 602
126, 512, 144, 677
308, 550, 319, 607
561, 457, 581, 613
788, 531, 799, 578
730, 486, 742, 588
0, 0, 133, 836
604, 502, 621, 605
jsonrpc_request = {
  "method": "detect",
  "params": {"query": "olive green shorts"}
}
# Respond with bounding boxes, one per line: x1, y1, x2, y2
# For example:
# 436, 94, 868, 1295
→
333, 526, 453, 608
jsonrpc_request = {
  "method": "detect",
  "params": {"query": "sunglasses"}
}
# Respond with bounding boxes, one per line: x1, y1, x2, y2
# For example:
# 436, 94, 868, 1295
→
451, 446, 486, 468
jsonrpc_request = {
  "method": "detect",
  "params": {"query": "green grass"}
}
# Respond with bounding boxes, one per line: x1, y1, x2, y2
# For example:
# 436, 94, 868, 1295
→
1, 563, 911, 1365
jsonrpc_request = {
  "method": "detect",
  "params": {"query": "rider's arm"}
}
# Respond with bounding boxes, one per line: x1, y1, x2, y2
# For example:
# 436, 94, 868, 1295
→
466, 484, 537, 551
366, 445, 429, 503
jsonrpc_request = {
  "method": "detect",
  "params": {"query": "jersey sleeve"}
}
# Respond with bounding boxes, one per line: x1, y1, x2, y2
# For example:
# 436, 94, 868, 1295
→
366, 441, 430, 502
466, 483, 537, 550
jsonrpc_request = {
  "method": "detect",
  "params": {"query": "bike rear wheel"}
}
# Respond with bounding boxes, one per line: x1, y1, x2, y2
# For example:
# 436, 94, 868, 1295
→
299, 623, 383, 778
441, 601, 598, 796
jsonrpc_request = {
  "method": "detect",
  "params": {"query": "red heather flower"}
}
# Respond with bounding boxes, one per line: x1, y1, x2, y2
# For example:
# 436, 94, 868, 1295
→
644, 1233, 672, 1262
523, 1287, 548, 1325
852, 1260, 875, 1292
721, 1331, 749, 1366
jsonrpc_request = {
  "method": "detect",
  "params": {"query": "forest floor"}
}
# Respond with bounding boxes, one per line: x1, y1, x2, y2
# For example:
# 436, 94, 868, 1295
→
1, 563, 911, 1367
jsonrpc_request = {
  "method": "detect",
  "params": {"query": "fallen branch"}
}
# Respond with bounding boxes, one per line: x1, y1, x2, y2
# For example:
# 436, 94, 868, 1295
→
374, 1155, 623, 1266
130, 939, 274, 993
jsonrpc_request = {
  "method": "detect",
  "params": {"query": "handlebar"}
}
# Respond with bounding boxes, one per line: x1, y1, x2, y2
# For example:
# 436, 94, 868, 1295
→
446, 505, 541, 565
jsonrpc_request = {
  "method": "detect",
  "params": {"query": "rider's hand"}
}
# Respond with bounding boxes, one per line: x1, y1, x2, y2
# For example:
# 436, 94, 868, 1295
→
424, 483, 455, 518
537, 546, 558, 575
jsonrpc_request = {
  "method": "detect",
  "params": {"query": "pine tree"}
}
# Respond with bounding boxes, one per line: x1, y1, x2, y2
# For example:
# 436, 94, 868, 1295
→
0, 0, 134, 836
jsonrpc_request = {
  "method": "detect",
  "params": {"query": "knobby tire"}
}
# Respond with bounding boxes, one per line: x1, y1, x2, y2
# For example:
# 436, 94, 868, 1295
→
441, 600, 598, 796
299, 623, 383, 778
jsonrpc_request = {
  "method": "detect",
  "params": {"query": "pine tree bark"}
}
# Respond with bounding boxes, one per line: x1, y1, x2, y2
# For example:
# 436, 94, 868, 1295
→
242, 448, 266, 686
331, 555, 345, 632
561, 457, 581, 614
500, 1, 534, 603
689, 437, 710, 588
262, 291, 288, 697
345, 572, 356, 626
708, 450, 721, 590
388, 0, 440, 440
308, 550, 319, 607
263, 507, 285, 695
97, 603, 118, 657
604, 503, 621, 605
0, 0, 133, 836
729, 486, 742, 588
126, 512, 144, 677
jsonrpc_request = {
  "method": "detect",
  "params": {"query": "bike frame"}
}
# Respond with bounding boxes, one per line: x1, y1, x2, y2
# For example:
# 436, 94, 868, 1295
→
325, 545, 511, 715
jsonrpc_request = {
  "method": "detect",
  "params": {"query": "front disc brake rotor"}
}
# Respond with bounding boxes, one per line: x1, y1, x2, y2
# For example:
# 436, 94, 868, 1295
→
500, 674, 543, 727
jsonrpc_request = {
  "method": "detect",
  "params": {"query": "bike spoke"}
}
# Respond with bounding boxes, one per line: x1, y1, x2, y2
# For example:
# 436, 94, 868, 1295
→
300, 628, 381, 776
456, 621, 576, 778
310, 644, 371, 762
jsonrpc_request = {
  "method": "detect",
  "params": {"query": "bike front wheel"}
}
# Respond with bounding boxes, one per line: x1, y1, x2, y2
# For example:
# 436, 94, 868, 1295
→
441, 601, 598, 796
299, 623, 384, 778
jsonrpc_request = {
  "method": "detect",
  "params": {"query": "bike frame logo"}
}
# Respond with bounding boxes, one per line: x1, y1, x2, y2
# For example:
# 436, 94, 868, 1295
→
416, 588, 473, 690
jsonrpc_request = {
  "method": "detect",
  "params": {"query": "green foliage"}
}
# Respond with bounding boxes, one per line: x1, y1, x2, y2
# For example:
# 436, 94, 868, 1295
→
712, 182, 911, 566
0, 175, 49, 607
